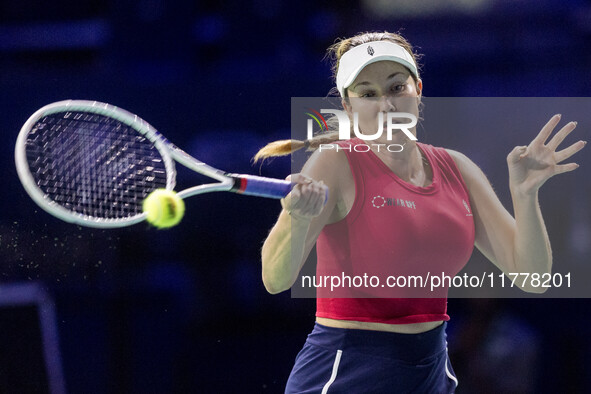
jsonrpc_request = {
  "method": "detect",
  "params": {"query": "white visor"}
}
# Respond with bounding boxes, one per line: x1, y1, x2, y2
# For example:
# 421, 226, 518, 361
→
335, 41, 418, 97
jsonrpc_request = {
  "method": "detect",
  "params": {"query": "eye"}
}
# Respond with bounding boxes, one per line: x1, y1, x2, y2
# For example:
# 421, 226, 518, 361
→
360, 91, 376, 98
392, 84, 406, 93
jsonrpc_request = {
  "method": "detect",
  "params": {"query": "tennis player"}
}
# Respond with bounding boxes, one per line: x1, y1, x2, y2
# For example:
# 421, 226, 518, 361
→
257, 31, 585, 393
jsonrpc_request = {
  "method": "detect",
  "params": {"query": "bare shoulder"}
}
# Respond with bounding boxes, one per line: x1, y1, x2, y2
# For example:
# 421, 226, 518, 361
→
301, 146, 353, 222
444, 148, 491, 191
444, 148, 471, 169
445, 148, 481, 176
301, 146, 350, 185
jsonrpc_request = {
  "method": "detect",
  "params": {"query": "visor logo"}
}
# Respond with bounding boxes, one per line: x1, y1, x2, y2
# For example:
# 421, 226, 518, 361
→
367, 45, 375, 56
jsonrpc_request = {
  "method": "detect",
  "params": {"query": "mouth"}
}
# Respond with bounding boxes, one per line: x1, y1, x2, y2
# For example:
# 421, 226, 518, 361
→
384, 122, 402, 128
385, 118, 404, 124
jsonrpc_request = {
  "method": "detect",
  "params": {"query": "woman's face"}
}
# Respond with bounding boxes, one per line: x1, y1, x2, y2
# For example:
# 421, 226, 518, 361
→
344, 61, 422, 144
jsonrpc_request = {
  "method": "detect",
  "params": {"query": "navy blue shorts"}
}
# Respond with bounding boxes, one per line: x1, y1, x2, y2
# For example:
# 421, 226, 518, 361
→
285, 322, 458, 393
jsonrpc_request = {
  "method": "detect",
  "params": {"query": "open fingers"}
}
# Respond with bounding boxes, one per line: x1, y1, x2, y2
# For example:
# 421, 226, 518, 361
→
554, 162, 580, 175
547, 121, 578, 151
533, 114, 561, 146
555, 140, 587, 163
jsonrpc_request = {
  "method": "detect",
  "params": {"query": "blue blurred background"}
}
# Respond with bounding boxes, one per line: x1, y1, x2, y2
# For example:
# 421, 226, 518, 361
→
1, 1, 590, 393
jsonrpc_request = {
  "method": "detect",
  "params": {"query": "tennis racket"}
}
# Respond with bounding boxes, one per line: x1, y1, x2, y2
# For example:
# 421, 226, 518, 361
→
15, 100, 297, 228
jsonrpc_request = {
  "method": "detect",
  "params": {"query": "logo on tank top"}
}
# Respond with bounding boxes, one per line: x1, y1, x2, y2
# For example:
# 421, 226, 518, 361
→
463, 199, 473, 216
371, 195, 416, 209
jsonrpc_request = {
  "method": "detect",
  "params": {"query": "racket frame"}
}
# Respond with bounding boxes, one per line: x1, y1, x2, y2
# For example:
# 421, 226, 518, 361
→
15, 100, 235, 228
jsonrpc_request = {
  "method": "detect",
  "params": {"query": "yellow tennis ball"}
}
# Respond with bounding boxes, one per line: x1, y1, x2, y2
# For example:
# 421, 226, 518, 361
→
142, 189, 185, 229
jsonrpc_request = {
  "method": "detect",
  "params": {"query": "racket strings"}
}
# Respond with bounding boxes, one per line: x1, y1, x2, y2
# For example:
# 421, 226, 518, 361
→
25, 112, 168, 220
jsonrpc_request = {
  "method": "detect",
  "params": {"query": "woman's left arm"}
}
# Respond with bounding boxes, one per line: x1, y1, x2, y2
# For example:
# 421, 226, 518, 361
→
447, 114, 586, 293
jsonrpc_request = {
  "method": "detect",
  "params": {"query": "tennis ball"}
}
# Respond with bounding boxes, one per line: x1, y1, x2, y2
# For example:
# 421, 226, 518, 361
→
142, 189, 185, 229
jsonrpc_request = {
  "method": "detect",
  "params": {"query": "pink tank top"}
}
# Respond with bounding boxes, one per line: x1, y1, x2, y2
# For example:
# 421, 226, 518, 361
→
315, 138, 475, 324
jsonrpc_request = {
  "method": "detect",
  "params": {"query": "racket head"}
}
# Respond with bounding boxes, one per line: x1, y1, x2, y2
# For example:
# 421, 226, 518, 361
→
15, 100, 176, 228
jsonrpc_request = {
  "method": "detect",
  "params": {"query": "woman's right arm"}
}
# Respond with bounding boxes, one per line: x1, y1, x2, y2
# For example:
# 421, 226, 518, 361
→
261, 149, 344, 294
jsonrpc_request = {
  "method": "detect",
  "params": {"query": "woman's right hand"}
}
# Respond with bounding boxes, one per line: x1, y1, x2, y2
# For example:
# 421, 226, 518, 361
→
281, 174, 328, 220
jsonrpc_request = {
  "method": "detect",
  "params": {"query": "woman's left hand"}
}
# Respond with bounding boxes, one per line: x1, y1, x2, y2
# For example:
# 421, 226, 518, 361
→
507, 114, 586, 196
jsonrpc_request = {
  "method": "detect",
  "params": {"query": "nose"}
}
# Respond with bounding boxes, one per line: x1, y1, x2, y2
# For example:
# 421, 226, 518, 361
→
379, 96, 396, 112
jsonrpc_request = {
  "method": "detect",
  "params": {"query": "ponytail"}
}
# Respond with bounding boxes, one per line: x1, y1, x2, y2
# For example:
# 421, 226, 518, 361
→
253, 132, 340, 163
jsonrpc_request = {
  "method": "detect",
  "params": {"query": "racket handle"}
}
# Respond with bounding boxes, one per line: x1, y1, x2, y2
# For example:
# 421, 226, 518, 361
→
229, 174, 292, 199
229, 174, 329, 203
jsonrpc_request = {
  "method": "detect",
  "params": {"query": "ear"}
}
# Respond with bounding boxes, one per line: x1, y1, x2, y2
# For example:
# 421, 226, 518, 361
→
341, 97, 353, 116
416, 79, 423, 98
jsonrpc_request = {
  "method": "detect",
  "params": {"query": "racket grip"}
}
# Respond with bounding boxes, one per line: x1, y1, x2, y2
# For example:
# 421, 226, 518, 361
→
229, 174, 329, 203
229, 174, 292, 199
